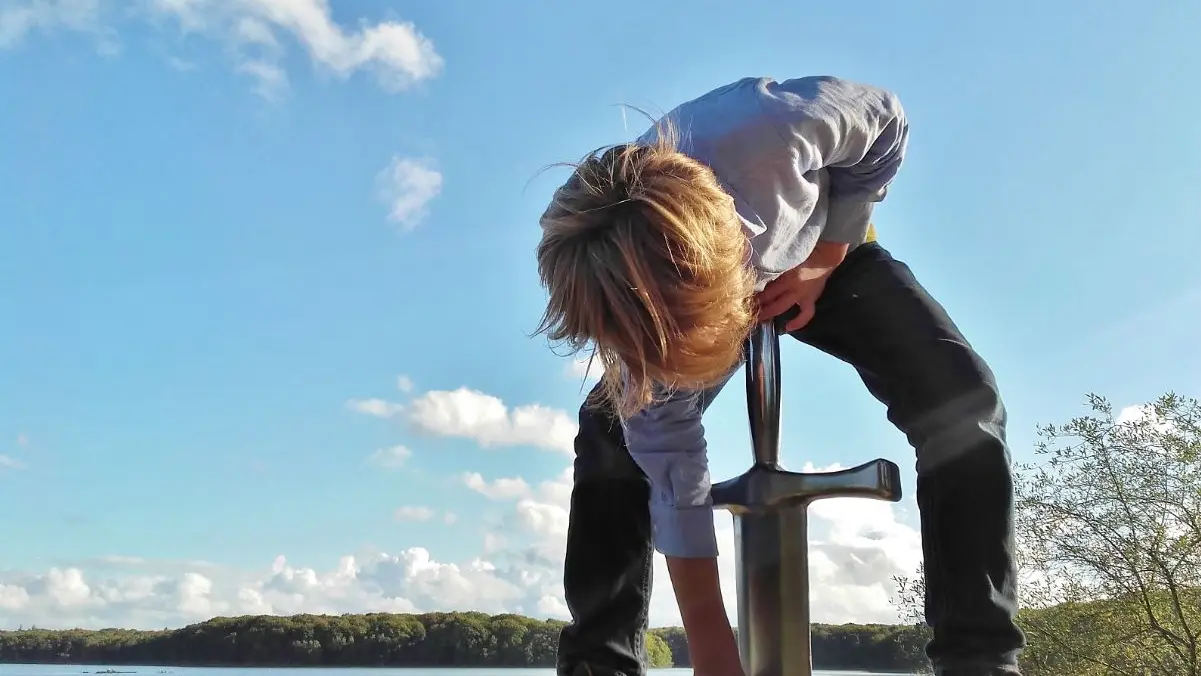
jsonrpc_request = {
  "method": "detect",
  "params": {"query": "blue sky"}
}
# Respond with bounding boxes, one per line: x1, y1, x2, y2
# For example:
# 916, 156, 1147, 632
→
0, 0, 1198, 629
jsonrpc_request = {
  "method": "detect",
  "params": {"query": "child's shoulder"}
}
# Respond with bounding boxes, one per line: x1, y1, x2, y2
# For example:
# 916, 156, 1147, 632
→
637, 77, 783, 159
650, 75, 848, 125
642, 77, 767, 134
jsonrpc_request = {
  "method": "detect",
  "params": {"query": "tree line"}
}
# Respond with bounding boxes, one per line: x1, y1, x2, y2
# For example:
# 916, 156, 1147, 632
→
0, 611, 930, 671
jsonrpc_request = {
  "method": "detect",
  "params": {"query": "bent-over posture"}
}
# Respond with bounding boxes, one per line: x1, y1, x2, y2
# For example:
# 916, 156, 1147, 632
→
535, 76, 1026, 676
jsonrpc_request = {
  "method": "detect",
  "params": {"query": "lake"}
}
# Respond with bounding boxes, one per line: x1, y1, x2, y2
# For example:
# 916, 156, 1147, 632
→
0, 667, 907, 676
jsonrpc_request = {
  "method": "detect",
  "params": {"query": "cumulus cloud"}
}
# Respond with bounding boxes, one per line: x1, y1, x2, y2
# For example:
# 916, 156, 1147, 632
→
564, 354, 602, 383
368, 445, 412, 469
1117, 404, 1151, 425
1115, 402, 1179, 434
0, 0, 443, 98
0, 382, 924, 631
462, 472, 532, 501
0, 548, 531, 629
406, 388, 576, 455
349, 383, 577, 455
346, 397, 405, 419
376, 156, 442, 229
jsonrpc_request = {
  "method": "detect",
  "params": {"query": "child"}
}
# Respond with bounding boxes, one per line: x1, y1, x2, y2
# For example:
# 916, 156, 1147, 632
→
535, 76, 1025, 676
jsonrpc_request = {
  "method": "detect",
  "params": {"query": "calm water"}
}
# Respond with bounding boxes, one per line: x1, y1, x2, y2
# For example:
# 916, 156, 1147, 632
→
0, 667, 905, 676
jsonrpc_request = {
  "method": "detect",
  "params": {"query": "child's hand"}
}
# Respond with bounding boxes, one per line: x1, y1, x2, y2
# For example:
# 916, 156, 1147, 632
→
694, 653, 746, 676
756, 241, 849, 332
689, 628, 744, 676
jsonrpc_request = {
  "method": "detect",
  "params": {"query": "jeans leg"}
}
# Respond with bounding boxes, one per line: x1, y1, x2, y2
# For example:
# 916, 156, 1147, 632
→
790, 243, 1026, 674
557, 387, 653, 676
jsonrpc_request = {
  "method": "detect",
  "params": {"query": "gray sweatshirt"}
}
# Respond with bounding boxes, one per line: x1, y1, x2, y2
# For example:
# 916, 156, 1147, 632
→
623, 76, 909, 558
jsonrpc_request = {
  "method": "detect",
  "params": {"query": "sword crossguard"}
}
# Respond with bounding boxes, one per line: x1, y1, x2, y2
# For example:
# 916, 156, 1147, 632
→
711, 458, 902, 513
715, 320, 903, 511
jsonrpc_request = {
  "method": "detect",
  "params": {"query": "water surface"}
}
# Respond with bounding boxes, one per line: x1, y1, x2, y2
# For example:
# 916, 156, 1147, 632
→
0, 666, 906, 676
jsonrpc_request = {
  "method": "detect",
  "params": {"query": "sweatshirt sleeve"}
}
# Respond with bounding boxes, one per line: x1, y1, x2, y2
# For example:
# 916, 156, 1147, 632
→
759, 76, 909, 244
621, 374, 734, 558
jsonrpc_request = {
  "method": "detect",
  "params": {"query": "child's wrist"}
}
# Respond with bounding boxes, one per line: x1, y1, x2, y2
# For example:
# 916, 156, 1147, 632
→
808, 240, 850, 268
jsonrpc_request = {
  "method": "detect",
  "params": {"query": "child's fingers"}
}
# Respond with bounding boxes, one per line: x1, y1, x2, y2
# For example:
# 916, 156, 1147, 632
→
758, 294, 796, 321
756, 279, 784, 305
756, 280, 796, 319
784, 301, 815, 332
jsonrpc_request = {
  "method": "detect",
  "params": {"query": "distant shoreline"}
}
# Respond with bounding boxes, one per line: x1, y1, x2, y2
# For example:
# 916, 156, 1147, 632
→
1, 662, 916, 673
6, 668, 914, 674
0, 611, 929, 673
6, 667, 915, 674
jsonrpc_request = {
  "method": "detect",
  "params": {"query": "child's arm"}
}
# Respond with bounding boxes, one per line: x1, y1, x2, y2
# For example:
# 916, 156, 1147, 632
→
761, 76, 910, 245
622, 385, 723, 559
667, 556, 741, 676
623, 377, 742, 675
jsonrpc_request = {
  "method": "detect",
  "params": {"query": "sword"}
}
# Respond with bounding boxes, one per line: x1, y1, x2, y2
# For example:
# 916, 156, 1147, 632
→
710, 320, 903, 676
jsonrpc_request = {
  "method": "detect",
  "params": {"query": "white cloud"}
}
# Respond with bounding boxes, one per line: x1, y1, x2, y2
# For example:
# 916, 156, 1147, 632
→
514, 498, 569, 539
564, 354, 602, 382
4, 433, 31, 471
348, 382, 578, 455
376, 156, 442, 229
396, 375, 415, 393
93, 555, 148, 566
0, 548, 527, 629
0, 584, 31, 611
82, 555, 220, 571
346, 397, 405, 419
236, 58, 288, 100
1117, 404, 1150, 425
166, 55, 196, 71
462, 472, 532, 501
368, 445, 412, 469
0, 0, 105, 49
0, 0, 443, 98
393, 506, 435, 522
1115, 402, 1178, 434
0, 455, 25, 471
483, 533, 507, 553
407, 387, 577, 455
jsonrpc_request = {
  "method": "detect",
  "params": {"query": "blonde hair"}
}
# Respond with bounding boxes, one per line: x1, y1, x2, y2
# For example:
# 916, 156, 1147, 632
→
535, 126, 757, 418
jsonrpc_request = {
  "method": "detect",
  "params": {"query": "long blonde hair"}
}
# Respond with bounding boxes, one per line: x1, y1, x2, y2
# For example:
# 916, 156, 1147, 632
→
535, 123, 756, 418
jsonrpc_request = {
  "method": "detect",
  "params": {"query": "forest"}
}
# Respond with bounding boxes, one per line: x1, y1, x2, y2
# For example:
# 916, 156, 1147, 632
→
0, 611, 930, 671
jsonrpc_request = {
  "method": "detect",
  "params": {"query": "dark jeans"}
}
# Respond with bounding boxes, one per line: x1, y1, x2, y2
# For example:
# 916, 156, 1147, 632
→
555, 242, 1026, 676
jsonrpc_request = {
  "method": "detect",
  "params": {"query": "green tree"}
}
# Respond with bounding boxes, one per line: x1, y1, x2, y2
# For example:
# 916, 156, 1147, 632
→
650, 627, 690, 667
645, 631, 673, 667
895, 393, 1201, 676
1017, 392, 1201, 675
